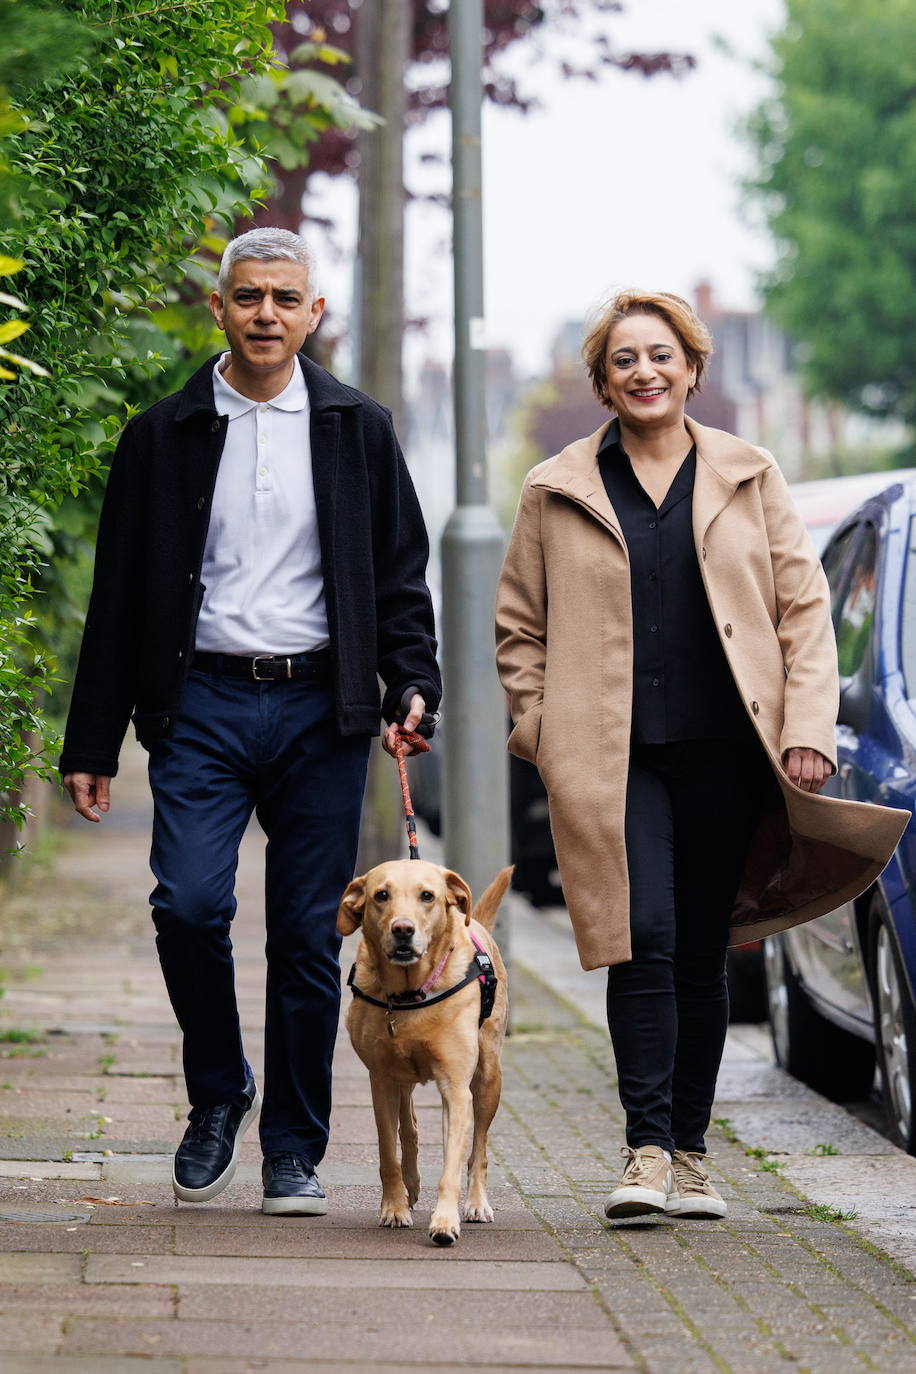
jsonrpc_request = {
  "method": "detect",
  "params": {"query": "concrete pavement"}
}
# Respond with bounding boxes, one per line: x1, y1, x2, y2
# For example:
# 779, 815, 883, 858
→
1, 743, 915, 1372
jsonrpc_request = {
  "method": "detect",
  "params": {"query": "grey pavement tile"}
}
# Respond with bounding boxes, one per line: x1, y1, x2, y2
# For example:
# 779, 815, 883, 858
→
173, 1221, 559, 1261
0, 1360, 181, 1374
85, 1253, 587, 1291
177, 1284, 608, 1329
0, 1160, 100, 1181
1, 1222, 173, 1253
182, 1365, 626, 1374
0, 1281, 174, 1319
0, 1252, 82, 1283
62, 1317, 633, 1366
0, 1310, 63, 1354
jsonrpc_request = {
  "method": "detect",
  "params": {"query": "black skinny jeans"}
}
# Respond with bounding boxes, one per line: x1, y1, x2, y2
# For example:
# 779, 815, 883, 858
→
607, 739, 769, 1155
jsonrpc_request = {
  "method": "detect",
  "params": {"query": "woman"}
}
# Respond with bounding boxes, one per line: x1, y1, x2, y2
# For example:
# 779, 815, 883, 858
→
495, 290, 906, 1221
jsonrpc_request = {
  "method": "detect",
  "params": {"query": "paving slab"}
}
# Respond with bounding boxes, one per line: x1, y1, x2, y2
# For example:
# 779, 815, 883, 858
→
0, 1361, 182, 1374
85, 1252, 587, 1291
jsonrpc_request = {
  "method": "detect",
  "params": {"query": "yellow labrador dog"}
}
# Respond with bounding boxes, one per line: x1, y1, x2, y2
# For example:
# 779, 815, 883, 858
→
337, 860, 511, 1246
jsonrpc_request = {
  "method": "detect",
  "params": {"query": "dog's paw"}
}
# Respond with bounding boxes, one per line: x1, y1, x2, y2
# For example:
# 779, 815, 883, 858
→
463, 1199, 494, 1223
379, 1202, 413, 1228
429, 1211, 460, 1246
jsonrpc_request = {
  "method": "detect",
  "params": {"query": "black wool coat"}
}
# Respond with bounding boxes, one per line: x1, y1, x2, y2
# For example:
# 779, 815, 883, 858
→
60, 353, 441, 778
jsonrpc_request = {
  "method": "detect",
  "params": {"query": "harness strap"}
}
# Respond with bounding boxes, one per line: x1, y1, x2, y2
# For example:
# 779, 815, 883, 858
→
348, 948, 498, 1027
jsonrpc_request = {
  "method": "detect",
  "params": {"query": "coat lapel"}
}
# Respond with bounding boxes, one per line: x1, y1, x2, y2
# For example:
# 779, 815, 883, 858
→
688, 415, 771, 546
529, 423, 626, 543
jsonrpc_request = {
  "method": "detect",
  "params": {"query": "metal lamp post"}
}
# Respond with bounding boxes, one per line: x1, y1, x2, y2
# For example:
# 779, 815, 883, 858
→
441, 0, 510, 938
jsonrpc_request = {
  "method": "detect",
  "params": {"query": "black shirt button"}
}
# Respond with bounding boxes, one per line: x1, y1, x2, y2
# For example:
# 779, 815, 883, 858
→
649, 520, 657, 529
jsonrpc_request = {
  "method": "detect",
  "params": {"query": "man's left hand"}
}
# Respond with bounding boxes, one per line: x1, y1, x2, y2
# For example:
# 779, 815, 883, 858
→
383, 694, 427, 758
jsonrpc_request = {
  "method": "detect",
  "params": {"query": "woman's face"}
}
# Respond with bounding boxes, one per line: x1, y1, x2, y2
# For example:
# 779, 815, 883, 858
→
604, 313, 697, 431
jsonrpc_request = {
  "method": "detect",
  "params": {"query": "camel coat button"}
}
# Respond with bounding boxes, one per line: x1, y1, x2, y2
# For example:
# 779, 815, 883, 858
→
724, 623, 732, 637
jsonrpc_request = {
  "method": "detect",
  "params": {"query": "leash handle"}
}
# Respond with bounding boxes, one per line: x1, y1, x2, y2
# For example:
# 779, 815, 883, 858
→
393, 728, 429, 860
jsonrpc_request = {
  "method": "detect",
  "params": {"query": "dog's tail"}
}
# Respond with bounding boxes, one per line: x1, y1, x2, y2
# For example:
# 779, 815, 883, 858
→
473, 865, 514, 932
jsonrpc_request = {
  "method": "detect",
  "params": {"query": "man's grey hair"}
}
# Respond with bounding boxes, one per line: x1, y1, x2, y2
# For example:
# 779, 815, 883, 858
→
217, 228, 318, 297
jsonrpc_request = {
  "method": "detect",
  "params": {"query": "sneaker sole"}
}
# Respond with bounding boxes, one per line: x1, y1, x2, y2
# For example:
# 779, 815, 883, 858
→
262, 1193, 329, 1217
667, 1196, 727, 1219
604, 1186, 670, 1219
172, 1088, 262, 1204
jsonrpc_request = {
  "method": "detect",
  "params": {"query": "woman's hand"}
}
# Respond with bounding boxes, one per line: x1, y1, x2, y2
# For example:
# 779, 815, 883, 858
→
782, 747, 832, 794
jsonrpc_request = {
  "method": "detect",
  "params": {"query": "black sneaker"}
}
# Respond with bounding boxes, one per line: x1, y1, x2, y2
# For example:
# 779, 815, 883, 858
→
262, 1151, 328, 1216
172, 1070, 261, 1203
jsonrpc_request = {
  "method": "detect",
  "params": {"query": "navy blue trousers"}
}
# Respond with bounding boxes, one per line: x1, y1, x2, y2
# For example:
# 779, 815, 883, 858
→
607, 739, 769, 1155
148, 669, 370, 1162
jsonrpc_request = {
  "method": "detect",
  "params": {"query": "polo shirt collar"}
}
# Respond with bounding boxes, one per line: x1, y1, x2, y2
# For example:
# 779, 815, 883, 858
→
212, 354, 308, 418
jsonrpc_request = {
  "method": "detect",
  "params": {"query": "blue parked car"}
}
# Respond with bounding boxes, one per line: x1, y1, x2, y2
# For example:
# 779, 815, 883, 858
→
764, 474, 916, 1151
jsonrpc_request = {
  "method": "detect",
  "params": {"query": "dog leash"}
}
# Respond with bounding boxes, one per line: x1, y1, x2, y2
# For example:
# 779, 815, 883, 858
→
392, 727, 430, 860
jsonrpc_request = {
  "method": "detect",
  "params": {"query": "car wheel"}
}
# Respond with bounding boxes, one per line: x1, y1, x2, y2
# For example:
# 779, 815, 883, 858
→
764, 932, 875, 1100
870, 898, 916, 1154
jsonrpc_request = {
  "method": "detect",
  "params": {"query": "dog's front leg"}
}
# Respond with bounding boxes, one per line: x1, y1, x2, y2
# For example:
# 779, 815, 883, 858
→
370, 1075, 413, 1227
428, 1078, 473, 1246
398, 1085, 420, 1208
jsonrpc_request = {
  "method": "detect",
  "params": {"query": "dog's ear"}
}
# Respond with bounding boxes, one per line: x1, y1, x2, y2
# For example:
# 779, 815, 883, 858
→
443, 870, 473, 925
337, 876, 367, 935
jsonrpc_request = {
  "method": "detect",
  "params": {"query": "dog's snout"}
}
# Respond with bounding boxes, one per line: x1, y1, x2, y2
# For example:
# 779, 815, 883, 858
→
391, 920, 416, 940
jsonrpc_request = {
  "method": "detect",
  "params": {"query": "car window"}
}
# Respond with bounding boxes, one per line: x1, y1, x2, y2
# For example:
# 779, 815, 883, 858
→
821, 525, 859, 615
900, 517, 916, 700
834, 524, 877, 679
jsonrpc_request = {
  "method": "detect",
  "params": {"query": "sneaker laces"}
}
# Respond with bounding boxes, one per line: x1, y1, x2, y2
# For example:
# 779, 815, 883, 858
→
183, 1104, 229, 1144
619, 1146, 667, 1185
674, 1152, 711, 1189
266, 1151, 312, 1181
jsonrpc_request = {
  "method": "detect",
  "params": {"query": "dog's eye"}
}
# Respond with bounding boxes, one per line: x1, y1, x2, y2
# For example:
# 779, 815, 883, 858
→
374, 889, 389, 903
420, 890, 434, 902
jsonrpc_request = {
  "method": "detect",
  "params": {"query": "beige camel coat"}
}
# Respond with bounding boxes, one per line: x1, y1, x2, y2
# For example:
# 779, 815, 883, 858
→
495, 416, 908, 971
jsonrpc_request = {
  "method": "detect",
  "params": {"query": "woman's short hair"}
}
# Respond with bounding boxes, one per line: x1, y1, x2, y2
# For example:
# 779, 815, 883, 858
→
582, 290, 713, 409
217, 228, 318, 297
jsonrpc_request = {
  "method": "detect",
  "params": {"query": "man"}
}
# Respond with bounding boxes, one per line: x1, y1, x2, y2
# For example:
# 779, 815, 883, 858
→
60, 228, 441, 1215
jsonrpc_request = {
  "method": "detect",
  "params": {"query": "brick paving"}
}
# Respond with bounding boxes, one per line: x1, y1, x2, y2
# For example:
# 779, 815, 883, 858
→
1, 746, 915, 1371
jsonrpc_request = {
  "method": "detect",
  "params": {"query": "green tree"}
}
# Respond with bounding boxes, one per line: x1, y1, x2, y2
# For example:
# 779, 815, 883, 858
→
747, 0, 916, 426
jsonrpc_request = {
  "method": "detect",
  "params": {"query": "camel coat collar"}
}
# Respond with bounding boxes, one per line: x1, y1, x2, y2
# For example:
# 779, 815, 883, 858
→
528, 415, 771, 546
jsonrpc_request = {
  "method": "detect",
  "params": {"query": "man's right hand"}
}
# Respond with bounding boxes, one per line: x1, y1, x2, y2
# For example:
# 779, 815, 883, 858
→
63, 772, 112, 823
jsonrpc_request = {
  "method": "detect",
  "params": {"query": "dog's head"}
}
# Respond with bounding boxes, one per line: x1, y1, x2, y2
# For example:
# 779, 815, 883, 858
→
337, 859, 472, 966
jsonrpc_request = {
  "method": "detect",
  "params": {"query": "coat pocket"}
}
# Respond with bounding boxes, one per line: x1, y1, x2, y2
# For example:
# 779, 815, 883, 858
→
507, 701, 543, 765
131, 708, 175, 751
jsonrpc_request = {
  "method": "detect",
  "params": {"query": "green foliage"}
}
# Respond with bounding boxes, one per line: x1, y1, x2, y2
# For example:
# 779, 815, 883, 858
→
0, 0, 288, 823
747, 0, 916, 423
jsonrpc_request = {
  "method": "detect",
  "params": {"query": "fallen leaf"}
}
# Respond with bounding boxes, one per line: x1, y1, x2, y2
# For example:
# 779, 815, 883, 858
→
77, 1195, 154, 1207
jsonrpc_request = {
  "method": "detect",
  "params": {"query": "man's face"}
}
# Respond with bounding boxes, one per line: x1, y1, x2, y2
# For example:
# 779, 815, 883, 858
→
209, 258, 324, 378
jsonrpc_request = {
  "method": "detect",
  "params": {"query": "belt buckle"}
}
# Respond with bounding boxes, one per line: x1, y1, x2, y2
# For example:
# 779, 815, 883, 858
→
251, 656, 274, 681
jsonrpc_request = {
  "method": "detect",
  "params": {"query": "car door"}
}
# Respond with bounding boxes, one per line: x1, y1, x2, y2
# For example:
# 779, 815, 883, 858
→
786, 519, 879, 1031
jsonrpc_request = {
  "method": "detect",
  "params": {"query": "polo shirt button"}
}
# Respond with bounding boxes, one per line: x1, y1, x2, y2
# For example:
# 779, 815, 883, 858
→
196, 497, 205, 510
752, 700, 760, 715
724, 623, 732, 637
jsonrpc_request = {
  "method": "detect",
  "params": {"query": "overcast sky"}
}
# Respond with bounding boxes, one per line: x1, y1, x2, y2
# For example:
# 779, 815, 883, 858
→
305, 0, 787, 380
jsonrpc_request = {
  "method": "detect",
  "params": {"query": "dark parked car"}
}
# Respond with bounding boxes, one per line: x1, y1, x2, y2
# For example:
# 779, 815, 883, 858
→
763, 475, 916, 1151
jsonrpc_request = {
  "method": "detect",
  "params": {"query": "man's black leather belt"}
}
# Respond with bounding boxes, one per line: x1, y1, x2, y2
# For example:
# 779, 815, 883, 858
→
192, 648, 332, 682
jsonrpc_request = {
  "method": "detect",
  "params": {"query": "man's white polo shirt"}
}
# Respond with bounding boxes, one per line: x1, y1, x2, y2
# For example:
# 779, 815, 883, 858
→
195, 354, 329, 655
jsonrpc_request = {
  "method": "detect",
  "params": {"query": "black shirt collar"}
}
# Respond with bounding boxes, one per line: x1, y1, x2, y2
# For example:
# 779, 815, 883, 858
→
598, 418, 696, 517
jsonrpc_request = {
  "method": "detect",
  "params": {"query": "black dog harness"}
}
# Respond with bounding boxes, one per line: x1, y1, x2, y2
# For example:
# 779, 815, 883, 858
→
348, 935, 498, 1033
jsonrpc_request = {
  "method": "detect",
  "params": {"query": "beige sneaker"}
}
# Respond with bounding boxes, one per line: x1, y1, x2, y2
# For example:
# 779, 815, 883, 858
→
668, 1150, 727, 1218
604, 1146, 675, 1219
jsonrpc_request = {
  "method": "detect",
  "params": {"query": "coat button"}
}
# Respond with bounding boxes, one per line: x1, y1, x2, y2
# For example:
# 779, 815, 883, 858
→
188, 572, 194, 584
211, 419, 221, 432
161, 715, 170, 728
751, 700, 760, 715
177, 650, 183, 660
196, 497, 205, 510
702, 547, 707, 560
724, 623, 732, 637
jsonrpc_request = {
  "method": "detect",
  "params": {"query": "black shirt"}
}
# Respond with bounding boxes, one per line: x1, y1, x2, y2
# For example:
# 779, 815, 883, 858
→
597, 421, 753, 744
